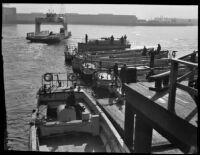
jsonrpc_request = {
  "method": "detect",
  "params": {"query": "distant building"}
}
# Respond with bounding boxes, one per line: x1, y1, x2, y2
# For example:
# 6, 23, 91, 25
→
16, 12, 138, 26
154, 17, 197, 25
66, 13, 138, 26
2, 7, 17, 24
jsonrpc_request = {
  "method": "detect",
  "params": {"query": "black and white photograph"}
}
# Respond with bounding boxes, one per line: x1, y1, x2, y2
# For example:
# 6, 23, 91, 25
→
2, 3, 198, 153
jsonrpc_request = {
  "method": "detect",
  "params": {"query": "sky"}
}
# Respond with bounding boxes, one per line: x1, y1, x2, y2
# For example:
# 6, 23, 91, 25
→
3, 3, 198, 20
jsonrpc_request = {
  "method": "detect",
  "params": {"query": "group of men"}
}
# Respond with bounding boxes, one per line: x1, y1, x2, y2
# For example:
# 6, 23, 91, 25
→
142, 44, 161, 56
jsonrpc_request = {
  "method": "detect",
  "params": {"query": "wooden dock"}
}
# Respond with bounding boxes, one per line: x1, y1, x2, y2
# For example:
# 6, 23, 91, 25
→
96, 81, 197, 153
95, 53, 198, 153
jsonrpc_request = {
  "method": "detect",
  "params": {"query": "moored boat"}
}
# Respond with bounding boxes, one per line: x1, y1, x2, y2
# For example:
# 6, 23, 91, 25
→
26, 12, 71, 44
78, 36, 131, 52
80, 62, 97, 83
29, 72, 130, 152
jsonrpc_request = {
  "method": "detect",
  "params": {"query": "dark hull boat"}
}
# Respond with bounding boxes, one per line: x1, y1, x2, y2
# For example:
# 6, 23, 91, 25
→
78, 37, 131, 52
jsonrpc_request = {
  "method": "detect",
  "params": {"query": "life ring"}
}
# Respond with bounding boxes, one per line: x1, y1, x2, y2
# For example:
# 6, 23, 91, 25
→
172, 51, 176, 58
44, 73, 53, 82
68, 73, 77, 81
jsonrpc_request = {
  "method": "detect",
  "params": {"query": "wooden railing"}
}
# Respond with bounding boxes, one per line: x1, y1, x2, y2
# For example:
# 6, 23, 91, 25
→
168, 58, 198, 112
123, 51, 198, 153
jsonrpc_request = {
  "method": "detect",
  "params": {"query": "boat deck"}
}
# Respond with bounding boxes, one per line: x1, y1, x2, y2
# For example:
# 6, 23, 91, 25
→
39, 133, 106, 152
95, 81, 197, 153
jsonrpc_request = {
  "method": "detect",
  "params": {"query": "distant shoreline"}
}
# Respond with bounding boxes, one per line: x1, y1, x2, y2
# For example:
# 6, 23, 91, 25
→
2, 22, 197, 27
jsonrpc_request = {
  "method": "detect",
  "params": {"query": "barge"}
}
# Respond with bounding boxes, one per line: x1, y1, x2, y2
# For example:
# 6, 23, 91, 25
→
78, 36, 131, 52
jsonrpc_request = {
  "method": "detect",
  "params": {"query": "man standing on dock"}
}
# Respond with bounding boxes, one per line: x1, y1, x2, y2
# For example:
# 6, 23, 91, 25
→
113, 63, 119, 86
142, 46, 147, 56
124, 35, 127, 44
85, 34, 88, 44
156, 44, 161, 54
120, 36, 124, 45
120, 64, 127, 95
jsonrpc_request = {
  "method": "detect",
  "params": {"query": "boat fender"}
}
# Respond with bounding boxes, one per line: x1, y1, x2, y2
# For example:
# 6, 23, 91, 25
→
172, 51, 176, 58
44, 73, 53, 82
68, 73, 77, 81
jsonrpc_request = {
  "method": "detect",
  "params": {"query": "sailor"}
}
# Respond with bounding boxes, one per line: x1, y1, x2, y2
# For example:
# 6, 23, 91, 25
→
65, 87, 85, 112
49, 31, 53, 35
110, 35, 114, 45
120, 64, 127, 95
156, 44, 161, 54
66, 87, 76, 108
124, 34, 127, 40
109, 84, 116, 105
142, 46, 147, 56
113, 63, 119, 85
85, 34, 88, 44
120, 36, 124, 45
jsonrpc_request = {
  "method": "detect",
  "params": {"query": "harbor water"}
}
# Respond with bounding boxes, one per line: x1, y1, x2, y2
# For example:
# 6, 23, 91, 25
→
2, 24, 197, 151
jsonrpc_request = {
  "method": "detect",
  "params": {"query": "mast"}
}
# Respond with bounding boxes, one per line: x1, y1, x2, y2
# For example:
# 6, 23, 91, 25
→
60, 4, 68, 36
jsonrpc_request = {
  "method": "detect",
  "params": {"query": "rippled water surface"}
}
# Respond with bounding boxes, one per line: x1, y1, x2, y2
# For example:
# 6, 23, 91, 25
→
2, 24, 197, 150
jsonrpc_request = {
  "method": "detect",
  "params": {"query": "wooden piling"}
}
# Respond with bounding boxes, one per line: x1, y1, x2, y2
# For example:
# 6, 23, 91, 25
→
1, 53, 7, 150
124, 102, 135, 148
168, 60, 178, 112
188, 51, 196, 87
149, 51, 155, 68
134, 115, 153, 153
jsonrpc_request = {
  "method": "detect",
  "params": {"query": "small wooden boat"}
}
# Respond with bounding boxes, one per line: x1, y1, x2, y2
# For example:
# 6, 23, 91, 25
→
29, 72, 130, 152
78, 37, 131, 52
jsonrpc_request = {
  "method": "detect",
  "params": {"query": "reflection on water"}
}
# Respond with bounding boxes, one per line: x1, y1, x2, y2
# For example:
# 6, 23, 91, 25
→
2, 24, 197, 150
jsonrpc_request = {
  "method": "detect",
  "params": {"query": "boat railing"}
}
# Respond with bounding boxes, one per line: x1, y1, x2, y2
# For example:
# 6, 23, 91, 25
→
41, 72, 78, 93
81, 37, 130, 45
27, 32, 35, 37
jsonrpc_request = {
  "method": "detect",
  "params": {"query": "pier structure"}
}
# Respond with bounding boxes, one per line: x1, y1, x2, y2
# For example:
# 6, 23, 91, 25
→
95, 51, 198, 153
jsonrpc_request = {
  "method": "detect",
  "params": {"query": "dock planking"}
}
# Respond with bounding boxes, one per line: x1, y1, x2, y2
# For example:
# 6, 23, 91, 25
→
96, 81, 197, 153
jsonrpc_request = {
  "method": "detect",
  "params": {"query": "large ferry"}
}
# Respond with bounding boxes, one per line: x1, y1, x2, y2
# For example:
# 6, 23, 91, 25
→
26, 12, 71, 44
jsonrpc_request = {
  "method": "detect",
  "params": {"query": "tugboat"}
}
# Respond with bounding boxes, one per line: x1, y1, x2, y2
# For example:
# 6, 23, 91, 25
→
26, 11, 71, 44
29, 72, 129, 152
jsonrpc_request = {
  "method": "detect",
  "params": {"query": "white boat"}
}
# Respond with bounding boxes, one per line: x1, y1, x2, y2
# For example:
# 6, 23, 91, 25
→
29, 72, 129, 152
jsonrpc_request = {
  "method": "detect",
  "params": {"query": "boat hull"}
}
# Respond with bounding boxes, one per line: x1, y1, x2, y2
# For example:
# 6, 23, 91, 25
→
26, 32, 71, 44
30, 88, 130, 152
78, 42, 131, 52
